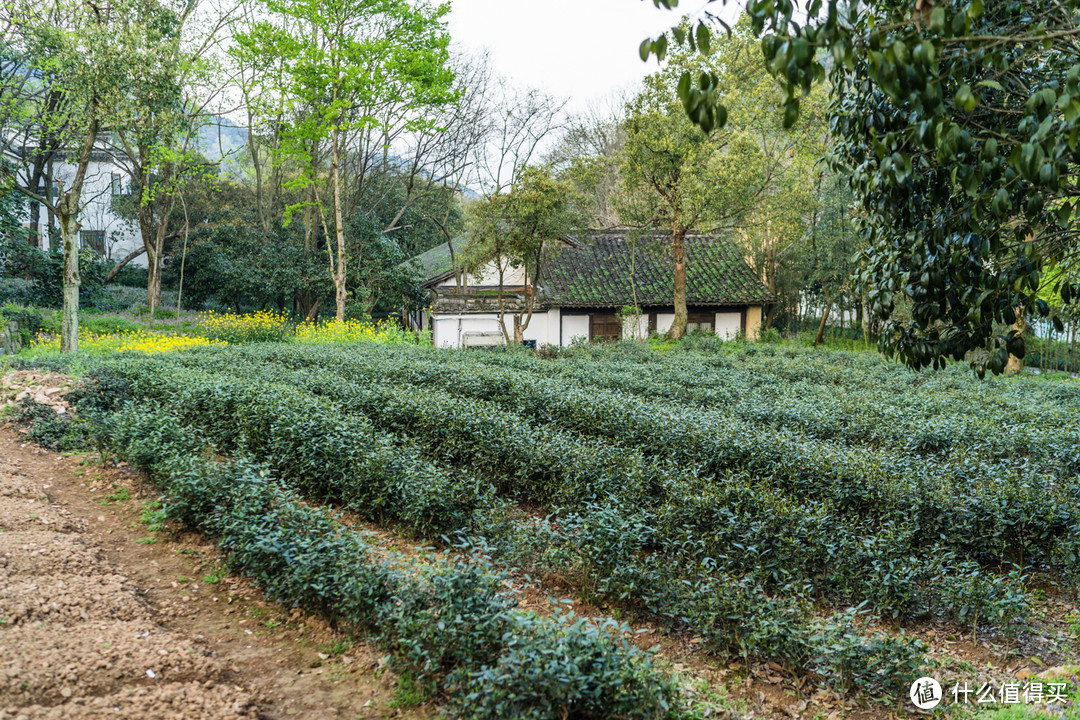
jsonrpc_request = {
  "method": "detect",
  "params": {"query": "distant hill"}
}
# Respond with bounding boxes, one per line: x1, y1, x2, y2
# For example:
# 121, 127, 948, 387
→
193, 118, 249, 176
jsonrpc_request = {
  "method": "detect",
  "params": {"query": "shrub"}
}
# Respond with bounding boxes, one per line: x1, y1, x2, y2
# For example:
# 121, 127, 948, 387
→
89, 401, 685, 719
295, 318, 419, 345
197, 309, 296, 343
13, 398, 86, 451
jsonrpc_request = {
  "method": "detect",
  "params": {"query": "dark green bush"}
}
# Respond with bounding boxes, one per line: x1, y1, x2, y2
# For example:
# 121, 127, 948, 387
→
92, 401, 684, 719
13, 398, 86, 451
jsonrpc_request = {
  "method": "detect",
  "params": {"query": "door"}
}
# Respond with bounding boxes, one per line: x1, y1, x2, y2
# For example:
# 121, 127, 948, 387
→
589, 313, 621, 343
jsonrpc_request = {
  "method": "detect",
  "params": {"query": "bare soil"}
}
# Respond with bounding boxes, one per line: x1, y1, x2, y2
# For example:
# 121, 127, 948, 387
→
0, 424, 433, 720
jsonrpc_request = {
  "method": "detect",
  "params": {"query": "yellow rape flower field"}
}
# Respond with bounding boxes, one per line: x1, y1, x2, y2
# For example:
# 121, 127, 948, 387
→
31, 329, 224, 355
295, 318, 416, 344
199, 310, 295, 344
25, 312, 426, 357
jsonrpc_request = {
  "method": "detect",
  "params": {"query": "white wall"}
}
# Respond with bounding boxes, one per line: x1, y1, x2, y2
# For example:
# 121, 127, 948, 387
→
622, 314, 648, 341
655, 313, 675, 334
715, 312, 742, 339
545, 309, 562, 346
435, 258, 526, 287
522, 312, 549, 346
433, 314, 503, 348
23, 156, 144, 266
432, 311, 551, 348
561, 315, 589, 345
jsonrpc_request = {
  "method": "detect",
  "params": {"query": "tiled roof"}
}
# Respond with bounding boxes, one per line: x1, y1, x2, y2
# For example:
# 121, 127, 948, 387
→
409, 230, 774, 308
412, 237, 468, 281
539, 230, 774, 307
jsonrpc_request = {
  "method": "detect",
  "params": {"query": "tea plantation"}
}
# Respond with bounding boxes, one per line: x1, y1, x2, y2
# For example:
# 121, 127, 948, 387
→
23, 342, 1080, 716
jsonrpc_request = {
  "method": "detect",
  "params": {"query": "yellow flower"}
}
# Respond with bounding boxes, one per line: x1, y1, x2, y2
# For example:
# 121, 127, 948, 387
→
295, 318, 414, 345
31, 329, 224, 355
197, 310, 295, 343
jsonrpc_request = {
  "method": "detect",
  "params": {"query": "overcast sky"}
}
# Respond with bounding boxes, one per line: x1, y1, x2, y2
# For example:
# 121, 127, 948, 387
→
445, 0, 742, 115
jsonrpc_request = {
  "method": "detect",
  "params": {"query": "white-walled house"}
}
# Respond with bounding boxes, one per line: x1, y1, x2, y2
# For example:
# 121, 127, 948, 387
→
412, 230, 775, 349
18, 150, 144, 265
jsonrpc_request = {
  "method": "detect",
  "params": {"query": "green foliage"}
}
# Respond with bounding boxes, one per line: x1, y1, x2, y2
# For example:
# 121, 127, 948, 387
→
101, 484, 131, 504
140, 500, 166, 532
81, 400, 682, 718
464, 167, 578, 342
12, 398, 85, 451
39, 312, 143, 336
64, 344, 940, 699
0, 240, 111, 308
344, 211, 424, 318
648, 0, 1080, 374
41, 342, 1080, 706
166, 212, 330, 313
387, 673, 429, 709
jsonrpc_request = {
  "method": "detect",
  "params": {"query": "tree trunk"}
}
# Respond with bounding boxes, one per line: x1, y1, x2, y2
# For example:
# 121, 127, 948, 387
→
145, 166, 176, 310
763, 226, 776, 329
670, 226, 688, 339
1005, 310, 1026, 375
27, 153, 47, 249
58, 208, 80, 353
305, 138, 317, 250
137, 186, 158, 307
247, 113, 268, 233
28, 197, 41, 251
495, 260, 510, 345
815, 296, 832, 345
331, 129, 348, 322
147, 259, 163, 309
56, 122, 98, 353
764, 268, 777, 330
295, 290, 315, 320
103, 246, 147, 284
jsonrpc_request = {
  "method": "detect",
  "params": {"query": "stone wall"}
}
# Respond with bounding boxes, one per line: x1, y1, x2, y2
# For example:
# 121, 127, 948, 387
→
1, 320, 23, 355
0, 317, 33, 355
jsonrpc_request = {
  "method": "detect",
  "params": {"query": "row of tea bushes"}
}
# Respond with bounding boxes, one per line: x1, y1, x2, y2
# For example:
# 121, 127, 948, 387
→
92, 400, 684, 720
472, 346, 1080, 471
105, 348, 1023, 614
226, 343, 1079, 573
79, 357, 929, 699
144, 350, 1029, 628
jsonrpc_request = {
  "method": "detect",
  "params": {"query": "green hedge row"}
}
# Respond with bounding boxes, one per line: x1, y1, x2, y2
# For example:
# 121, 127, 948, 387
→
80, 357, 928, 699
141, 349, 1031, 626
217, 343, 1080, 573
96, 400, 683, 720
474, 345, 1080, 470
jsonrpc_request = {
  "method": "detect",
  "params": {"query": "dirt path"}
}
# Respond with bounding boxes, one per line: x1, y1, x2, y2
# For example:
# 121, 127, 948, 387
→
0, 424, 432, 720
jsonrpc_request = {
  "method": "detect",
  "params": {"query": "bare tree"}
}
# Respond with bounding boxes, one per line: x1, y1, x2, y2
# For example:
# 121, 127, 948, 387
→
473, 80, 566, 197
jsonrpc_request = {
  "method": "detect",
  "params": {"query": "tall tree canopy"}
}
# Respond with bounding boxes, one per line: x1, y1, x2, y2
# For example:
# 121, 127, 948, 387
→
645, 0, 1080, 374
0, 0, 185, 351
464, 166, 575, 344
233, 0, 455, 321
621, 21, 808, 339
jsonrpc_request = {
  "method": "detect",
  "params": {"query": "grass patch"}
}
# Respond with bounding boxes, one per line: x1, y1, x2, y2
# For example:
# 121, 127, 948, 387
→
388, 673, 431, 709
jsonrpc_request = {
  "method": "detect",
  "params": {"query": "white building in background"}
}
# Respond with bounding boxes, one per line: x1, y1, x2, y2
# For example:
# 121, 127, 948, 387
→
411, 229, 775, 348
22, 149, 145, 265
14, 120, 247, 266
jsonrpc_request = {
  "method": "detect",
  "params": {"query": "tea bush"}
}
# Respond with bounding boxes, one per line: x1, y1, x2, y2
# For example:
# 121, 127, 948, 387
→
93, 401, 683, 719
83, 351, 930, 697
36, 339, 1080, 706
